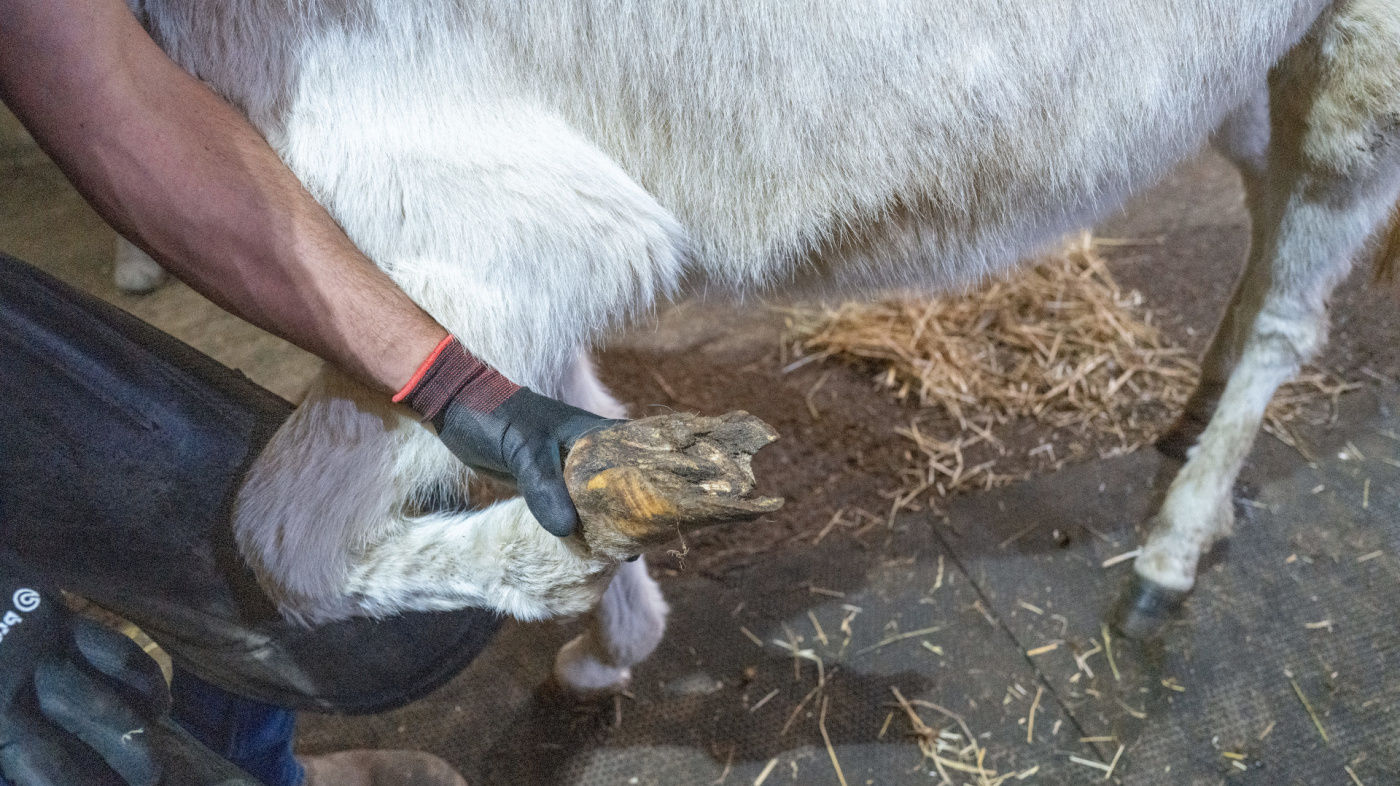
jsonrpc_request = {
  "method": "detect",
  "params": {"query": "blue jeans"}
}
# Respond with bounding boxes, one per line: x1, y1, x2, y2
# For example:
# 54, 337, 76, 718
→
170, 668, 305, 786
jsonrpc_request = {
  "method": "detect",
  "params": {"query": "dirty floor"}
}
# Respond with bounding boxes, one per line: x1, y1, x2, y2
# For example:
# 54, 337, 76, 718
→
3, 135, 1398, 784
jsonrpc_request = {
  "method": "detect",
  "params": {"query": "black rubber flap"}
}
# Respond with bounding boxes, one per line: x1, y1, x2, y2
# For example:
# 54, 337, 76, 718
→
0, 253, 501, 714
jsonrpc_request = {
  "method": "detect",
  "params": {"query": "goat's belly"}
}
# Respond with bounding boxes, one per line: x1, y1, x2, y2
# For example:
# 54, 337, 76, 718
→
512, 0, 1322, 293
148, 0, 1324, 295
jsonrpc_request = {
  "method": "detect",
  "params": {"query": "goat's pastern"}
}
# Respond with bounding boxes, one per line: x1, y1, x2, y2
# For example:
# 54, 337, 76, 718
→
553, 633, 633, 694
1112, 524, 1202, 640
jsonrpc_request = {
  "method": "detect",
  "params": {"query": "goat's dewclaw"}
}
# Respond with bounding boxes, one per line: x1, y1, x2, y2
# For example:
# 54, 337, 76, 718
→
563, 411, 783, 558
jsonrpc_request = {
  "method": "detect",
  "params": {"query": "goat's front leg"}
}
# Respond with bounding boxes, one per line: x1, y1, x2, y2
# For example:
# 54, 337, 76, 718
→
234, 368, 621, 624
1117, 310, 1317, 636
343, 498, 619, 622
1116, 2, 1400, 637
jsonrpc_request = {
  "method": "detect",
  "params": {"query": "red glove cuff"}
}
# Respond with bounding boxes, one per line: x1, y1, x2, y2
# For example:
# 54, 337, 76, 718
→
392, 335, 521, 421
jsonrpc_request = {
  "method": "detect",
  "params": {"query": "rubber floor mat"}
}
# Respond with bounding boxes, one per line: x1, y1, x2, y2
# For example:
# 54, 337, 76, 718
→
936, 390, 1400, 785
299, 391, 1399, 785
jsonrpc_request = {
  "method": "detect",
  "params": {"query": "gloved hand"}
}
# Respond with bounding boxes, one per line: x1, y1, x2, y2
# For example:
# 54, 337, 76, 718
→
393, 335, 621, 537
0, 554, 258, 786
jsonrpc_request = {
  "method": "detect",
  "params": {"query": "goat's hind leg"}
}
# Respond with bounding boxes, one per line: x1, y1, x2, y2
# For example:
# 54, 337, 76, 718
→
1154, 89, 1273, 462
1116, 1, 1400, 637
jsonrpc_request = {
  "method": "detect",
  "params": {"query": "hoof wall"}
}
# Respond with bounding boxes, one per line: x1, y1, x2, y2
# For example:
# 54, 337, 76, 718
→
1111, 574, 1187, 640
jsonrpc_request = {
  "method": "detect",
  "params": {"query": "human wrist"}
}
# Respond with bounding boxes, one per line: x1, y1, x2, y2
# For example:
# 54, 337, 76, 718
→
393, 335, 522, 424
372, 319, 449, 392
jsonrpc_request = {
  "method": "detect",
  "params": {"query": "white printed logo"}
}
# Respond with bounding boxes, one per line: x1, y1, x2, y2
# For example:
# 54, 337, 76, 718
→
12, 589, 39, 613
0, 589, 40, 644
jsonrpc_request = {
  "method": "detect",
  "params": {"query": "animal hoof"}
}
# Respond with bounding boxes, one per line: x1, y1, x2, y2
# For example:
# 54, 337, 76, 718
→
1111, 574, 1187, 640
565, 411, 783, 558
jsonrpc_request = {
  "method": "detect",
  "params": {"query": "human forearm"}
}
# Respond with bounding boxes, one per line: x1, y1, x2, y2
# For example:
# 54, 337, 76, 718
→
2, 0, 609, 541
0, 0, 444, 391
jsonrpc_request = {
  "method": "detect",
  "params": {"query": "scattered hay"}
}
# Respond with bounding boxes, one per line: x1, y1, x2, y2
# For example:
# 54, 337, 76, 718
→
789, 234, 1196, 437
890, 686, 1040, 785
818, 696, 849, 786
784, 232, 1358, 502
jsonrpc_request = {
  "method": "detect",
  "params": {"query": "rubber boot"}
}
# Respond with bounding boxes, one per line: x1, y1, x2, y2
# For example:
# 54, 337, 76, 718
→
301, 750, 468, 786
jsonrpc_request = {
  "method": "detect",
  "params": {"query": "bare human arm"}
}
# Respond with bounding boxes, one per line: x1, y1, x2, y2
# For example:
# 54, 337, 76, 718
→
0, 0, 445, 392
0, 0, 616, 538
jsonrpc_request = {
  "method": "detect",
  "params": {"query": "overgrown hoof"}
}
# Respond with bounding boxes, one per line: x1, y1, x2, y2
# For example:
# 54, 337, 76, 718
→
565, 411, 783, 559
1111, 574, 1187, 640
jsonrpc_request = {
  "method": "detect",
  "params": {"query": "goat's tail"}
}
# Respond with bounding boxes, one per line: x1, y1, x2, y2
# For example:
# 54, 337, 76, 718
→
1375, 203, 1400, 285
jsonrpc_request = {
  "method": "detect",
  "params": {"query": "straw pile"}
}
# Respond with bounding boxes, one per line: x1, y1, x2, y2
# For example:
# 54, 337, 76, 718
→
785, 233, 1357, 501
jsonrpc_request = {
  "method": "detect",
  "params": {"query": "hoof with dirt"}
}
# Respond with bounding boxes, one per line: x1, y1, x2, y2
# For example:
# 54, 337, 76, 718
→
565, 411, 784, 560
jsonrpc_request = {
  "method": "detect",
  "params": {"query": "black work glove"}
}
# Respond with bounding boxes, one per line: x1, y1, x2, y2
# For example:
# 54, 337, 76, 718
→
0, 554, 258, 786
394, 336, 620, 537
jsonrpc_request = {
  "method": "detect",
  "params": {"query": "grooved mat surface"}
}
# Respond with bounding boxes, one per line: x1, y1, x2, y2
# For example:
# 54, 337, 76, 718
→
297, 392, 1400, 785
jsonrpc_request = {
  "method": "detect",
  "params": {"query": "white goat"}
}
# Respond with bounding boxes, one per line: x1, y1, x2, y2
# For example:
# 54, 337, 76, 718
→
119, 0, 1400, 690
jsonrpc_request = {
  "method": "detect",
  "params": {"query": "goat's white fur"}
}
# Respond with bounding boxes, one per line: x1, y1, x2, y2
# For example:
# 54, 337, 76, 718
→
119, 0, 1398, 690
